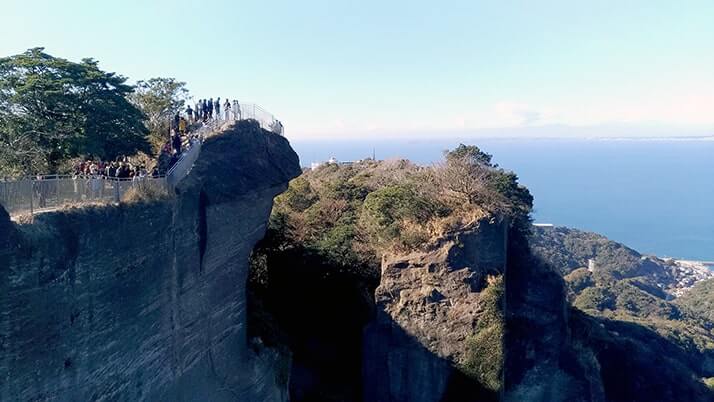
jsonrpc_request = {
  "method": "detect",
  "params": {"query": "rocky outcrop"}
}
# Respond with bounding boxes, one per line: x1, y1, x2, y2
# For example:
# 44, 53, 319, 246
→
0, 120, 301, 401
503, 229, 590, 402
505, 227, 714, 402
363, 218, 508, 402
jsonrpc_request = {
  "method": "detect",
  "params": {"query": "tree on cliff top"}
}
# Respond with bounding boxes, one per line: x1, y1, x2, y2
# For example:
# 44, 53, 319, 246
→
0, 48, 150, 175
434, 144, 533, 229
129, 77, 190, 152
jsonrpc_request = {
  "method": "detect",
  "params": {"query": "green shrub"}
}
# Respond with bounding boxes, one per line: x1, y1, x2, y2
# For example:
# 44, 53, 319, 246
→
574, 286, 616, 312
462, 275, 504, 391
564, 268, 594, 294
279, 176, 317, 212
360, 184, 446, 249
315, 224, 360, 266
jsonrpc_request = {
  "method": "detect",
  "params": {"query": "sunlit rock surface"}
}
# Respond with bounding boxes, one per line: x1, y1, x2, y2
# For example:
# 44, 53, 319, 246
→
363, 218, 508, 402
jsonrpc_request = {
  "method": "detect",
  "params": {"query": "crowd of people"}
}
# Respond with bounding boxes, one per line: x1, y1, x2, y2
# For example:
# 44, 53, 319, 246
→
73, 158, 158, 180
70, 97, 284, 182
2, 99, 286, 214
183, 98, 284, 134
157, 127, 202, 176
185, 98, 242, 123
74, 98, 283, 184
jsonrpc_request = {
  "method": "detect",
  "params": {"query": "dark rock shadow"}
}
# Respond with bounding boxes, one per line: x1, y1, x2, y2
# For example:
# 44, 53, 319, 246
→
505, 228, 714, 402
363, 310, 499, 402
248, 242, 499, 402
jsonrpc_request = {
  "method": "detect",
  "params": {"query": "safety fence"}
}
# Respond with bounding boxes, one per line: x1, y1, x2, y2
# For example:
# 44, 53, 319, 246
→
238, 103, 283, 134
0, 103, 282, 219
208, 102, 284, 135
167, 139, 201, 187
0, 175, 169, 217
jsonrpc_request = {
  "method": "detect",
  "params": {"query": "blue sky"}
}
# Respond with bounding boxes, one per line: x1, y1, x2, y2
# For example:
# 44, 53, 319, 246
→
1, 0, 713, 139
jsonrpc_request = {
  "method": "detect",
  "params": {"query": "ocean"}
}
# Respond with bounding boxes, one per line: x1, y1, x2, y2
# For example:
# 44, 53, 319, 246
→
290, 137, 714, 261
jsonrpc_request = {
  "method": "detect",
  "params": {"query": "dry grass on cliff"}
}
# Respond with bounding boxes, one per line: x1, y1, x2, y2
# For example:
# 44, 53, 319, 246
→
121, 182, 170, 203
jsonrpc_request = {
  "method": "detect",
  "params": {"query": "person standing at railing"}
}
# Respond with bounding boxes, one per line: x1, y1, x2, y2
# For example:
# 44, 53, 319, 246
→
116, 163, 128, 179
233, 100, 240, 121
186, 104, 194, 122
35, 175, 47, 208
223, 99, 231, 120
178, 117, 187, 135
173, 112, 180, 133
215, 97, 222, 121
196, 100, 203, 123
208, 98, 214, 120
172, 129, 182, 154
106, 162, 116, 178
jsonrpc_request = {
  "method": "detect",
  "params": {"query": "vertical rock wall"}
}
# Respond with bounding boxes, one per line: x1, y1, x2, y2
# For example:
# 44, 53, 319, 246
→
363, 218, 508, 402
0, 121, 301, 401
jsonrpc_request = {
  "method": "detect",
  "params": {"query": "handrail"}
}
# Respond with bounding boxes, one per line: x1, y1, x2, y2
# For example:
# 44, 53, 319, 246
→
0, 103, 283, 218
0, 175, 168, 218
167, 139, 202, 187
0, 174, 167, 182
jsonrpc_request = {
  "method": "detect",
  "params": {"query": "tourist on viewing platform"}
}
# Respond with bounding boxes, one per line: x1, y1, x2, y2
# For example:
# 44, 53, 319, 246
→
171, 129, 182, 154
106, 162, 117, 178
202, 99, 209, 121
233, 100, 240, 120
223, 99, 231, 120
196, 100, 202, 122
215, 97, 221, 121
186, 104, 193, 122
134, 165, 148, 181
178, 117, 187, 135
270, 120, 284, 135
168, 152, 179, 170
173, 112, 180, 132
208, 98, 214, 120
116, 162, 129, 178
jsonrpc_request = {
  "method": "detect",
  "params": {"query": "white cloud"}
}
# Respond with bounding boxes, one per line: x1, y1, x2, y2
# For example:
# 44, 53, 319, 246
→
493, 101, 549, 126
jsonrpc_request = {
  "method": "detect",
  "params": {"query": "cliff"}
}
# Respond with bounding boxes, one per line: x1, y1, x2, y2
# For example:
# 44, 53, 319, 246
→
0, 120, 301, 401
363, 218, 508, 402
364, 220, 714, 402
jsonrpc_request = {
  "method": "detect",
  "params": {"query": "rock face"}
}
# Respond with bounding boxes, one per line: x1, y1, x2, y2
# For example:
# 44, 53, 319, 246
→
363, 218, 508, 402
0, 120, 301, 401
503, 229, 589, 402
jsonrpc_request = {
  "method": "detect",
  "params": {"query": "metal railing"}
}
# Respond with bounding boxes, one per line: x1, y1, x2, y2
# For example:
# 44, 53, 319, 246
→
0, 175, 168, 217
167, 139, 202, 187
209, 102, 284, 135
0, 103, 283, 218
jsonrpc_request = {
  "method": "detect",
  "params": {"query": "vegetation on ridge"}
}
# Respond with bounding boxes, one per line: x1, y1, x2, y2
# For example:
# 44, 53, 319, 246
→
0, 48, 190, 175
129, 77, 190, 153
677, 279, 714, 324
0, 48, 149, 175
531, 226, 714, 387
249, 144, 532, 400
259, 144, 532, 270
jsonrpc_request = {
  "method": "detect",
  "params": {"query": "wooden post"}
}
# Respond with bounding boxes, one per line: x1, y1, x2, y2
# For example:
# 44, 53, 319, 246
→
29, 179, 34, 219
114, 180, 120, 203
